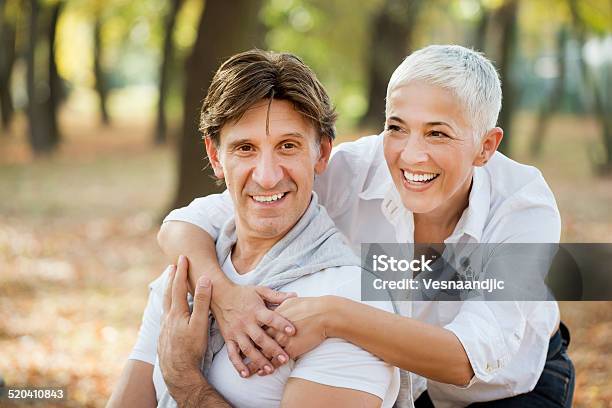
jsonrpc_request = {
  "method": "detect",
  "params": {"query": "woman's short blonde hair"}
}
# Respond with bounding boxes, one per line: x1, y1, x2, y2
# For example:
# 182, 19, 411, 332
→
386, 44, 502, 142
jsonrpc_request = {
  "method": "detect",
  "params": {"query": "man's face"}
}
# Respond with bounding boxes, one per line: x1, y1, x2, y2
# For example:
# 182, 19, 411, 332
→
383, 81, 482, 215
206, 99, 330, 241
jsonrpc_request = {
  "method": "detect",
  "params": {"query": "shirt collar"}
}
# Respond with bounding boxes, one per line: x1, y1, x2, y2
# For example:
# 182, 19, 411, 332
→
451, 167, 490, 243
381, 166, 491, 243
358, 135, 394, 201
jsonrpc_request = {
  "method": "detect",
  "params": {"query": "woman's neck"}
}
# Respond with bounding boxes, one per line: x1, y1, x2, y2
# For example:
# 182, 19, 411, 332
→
413, 175, 473, 243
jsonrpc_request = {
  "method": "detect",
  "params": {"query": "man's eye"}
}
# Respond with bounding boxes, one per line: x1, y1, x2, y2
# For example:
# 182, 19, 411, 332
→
281, 142, 297, 149
237, 145, 253, 152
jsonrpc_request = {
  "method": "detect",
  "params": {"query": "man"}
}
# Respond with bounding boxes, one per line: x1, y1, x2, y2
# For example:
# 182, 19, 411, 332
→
107, 49, 399, 407
158, 45, 574, 407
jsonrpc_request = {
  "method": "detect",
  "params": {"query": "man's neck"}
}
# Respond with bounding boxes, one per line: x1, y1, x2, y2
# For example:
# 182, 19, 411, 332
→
231, 234, 280, 274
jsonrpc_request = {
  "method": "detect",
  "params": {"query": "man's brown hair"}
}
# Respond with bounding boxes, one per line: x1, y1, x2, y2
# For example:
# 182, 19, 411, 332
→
199, 49, 337, 145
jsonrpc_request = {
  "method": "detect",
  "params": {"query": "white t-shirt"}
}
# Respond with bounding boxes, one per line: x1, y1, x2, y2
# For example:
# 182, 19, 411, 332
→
129, 253, 400, 408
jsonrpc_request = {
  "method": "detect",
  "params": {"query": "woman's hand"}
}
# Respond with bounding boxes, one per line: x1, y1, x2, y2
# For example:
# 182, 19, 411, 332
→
248, 296, 336, 374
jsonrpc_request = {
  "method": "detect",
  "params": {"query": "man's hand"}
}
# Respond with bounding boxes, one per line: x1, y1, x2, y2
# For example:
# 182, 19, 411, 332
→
250, 296, 330, 374
212, 283, 297, 377
158, 256, 218, 404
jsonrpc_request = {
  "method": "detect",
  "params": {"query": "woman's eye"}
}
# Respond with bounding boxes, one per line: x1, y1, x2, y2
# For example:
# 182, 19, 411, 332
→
430, 131, 448, 138
385, 124, 401, 132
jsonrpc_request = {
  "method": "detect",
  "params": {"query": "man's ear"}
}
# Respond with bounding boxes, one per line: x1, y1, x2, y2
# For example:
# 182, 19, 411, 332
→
473, 127, 503, 167
204, 137, 224, 179
314, 136, 333, 175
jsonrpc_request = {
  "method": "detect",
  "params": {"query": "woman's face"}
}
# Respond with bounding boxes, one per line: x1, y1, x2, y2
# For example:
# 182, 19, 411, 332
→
383, 82, 482, 215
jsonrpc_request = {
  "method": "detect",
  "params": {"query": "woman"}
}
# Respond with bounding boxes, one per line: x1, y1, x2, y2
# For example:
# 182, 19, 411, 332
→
159, 45, 575, 407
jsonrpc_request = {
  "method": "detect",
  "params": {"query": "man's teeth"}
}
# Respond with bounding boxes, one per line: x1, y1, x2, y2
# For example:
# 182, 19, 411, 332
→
252, 192, 285, 203
403, 171, 439, 182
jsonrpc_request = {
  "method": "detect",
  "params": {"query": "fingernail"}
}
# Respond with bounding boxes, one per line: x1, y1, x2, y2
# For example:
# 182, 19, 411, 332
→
264, 365, 273, 374
178, 254, 185, 263
278, 354, 287, 363
240, 370, 248, 378
257, 370, 264, 376
285, 326, 293, 334
199, 277, 211, 288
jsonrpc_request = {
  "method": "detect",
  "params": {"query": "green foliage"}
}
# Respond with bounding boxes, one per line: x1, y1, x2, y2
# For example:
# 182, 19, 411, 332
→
262, 0, 382, 132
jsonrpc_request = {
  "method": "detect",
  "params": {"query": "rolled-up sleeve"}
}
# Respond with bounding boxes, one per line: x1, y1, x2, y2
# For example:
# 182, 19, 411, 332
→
163, 190, 234, 240
445, 301, 526, 387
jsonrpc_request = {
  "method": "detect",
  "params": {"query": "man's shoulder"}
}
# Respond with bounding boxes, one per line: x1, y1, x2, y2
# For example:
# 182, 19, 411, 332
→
287, 265, 394, 313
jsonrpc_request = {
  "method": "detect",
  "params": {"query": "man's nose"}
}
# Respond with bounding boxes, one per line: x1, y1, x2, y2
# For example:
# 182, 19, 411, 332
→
252, 152, 283, 190
400, 135, 429, 164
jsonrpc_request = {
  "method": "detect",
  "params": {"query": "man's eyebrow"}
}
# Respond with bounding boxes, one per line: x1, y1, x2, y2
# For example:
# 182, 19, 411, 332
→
280, 132, 306, 140
226, 132, 307, 148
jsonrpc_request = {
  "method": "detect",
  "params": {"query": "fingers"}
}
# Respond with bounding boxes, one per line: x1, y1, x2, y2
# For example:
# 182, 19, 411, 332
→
226, 340, 250, 378
245, 323, 289, 368
190, 276, 212, 330
171, 255, 190, 314
265, 327, 289, 347
255, 286, 297, 305
162, 265, 177, 315
255, 308, 295, 337
235, 333, 274, 375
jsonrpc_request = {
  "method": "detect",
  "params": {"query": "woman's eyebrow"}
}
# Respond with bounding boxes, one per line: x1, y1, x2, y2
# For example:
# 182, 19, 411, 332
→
427, 121, 457, 133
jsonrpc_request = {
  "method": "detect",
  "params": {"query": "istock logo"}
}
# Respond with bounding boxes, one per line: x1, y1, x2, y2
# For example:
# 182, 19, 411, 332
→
372, 254, 434, 272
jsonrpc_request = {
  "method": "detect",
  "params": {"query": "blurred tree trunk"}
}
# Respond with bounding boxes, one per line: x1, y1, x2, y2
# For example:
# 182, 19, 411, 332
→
155, 0, 184, 145
359, 0, 423, 132
495, 0, 519, 155
93, 14, 110, 125
0, 0, 16, 131
568, 0, 612, 174
46, 1, 63, 147
25, 0, 62, 153
529, 27, 568, 157
26, 0, 52, 153
171, 0, 263, 210
472, 2, 490, 52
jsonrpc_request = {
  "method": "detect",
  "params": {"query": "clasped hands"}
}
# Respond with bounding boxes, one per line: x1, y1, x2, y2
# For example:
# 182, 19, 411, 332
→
158, 256, 329, 394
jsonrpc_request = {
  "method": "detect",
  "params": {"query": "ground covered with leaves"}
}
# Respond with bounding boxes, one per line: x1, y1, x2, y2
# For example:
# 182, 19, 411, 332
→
0, 113, 610, 407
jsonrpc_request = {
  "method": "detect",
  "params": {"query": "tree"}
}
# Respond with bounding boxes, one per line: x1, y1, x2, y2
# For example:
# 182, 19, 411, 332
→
47, 0, 64, 148
529, 26, 568, 157
495, 0, 520, 155
171, 0, 263, 209
359, 0, 423, 131
93, 11, 110, 125
155, 0, 184, 145
25, 0, 64, 153
568, 0, 612, 174
0, 0, 17, 131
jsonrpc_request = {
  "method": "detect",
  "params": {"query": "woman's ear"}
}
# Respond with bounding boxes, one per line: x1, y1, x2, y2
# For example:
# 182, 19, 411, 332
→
473, 127, 503, 167
314, 136, 333, 175
204, 136, 225, 179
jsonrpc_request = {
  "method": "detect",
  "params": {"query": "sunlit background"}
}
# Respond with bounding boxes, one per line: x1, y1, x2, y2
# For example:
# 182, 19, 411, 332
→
0, 0, 610, 406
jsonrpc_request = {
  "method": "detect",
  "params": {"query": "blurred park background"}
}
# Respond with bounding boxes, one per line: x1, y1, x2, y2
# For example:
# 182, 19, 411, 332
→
0, 0, 610, 406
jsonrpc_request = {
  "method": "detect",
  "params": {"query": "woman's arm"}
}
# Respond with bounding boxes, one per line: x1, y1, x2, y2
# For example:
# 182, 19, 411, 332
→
273, 296, 473, 387
158, 222, 296, 375
329, 297, 473, 386
106, 360, 156, 408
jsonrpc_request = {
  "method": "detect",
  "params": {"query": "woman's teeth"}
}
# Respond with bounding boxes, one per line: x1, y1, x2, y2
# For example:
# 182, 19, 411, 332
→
252, 192, 285, 202
403, 171, 439, 183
